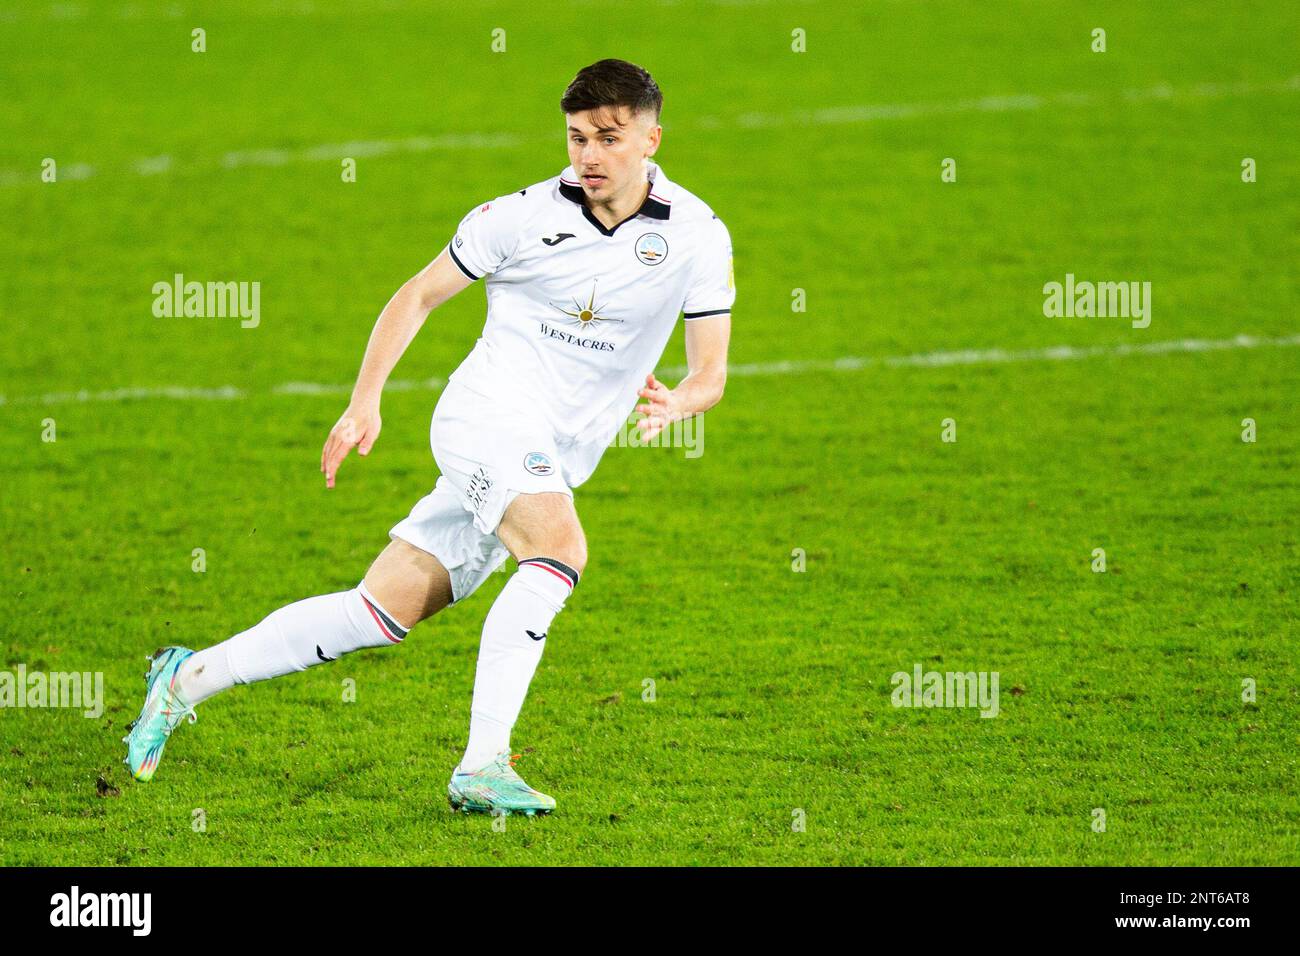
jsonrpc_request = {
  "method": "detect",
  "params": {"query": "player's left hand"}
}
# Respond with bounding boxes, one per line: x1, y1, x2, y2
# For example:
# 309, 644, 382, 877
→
635, 373, 681, 442
321, 400, 382, 489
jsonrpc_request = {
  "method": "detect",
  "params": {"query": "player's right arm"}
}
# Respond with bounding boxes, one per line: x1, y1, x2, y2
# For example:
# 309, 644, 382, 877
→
320, 249, 473, 488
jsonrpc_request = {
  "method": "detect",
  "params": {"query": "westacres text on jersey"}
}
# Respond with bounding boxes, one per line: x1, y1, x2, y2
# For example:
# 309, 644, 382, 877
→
538, 322, 617, 351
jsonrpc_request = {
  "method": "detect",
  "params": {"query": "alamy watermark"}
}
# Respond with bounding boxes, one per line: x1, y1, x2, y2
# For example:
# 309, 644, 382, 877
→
50, 886, 151, 936
0, 665, 103, 718
1043, 273, 1151, 329
606, 410, 704, 458
891, 664, 999, 718
152, 273, 260, 328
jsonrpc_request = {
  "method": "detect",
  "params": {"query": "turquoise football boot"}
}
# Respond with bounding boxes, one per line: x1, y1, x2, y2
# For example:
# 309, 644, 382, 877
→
122, 646, 197, 782
448, 751, 556, 816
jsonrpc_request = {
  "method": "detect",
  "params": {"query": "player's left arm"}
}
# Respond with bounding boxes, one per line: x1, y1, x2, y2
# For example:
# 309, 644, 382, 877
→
636, 313, 730, 442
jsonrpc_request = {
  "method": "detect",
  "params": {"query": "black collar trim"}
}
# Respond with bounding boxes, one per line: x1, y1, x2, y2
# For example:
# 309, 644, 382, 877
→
558, 175, 670, 237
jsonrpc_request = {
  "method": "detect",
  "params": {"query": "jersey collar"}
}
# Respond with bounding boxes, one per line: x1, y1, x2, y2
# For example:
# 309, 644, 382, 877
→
557, 161, 673, 237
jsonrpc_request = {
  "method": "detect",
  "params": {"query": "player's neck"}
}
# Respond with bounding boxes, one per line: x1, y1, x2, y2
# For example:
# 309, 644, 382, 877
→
586, 175, 651, 230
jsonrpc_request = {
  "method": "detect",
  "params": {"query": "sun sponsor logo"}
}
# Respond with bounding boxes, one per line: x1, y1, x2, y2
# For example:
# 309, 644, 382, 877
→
0, 665, 103, 718
890, 664, 1000, 718
1042, 273, 1151, 329
151, 273, 261, 328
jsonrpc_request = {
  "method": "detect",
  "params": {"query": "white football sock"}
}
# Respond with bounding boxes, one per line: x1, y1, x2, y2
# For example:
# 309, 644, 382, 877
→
176, 582, 408, 705
458, 558, 578, 772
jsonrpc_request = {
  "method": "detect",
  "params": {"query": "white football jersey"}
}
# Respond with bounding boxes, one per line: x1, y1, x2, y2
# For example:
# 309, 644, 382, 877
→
443, 160, 734, 446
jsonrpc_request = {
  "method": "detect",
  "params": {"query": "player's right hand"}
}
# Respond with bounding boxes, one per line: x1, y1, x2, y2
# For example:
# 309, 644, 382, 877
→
321, 402, 382, 489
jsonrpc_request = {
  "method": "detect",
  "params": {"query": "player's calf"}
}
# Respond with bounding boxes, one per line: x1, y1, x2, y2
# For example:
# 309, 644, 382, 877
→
450, 555, 579, 810
124, 583, 414, 783
173, 539, 450, 710
122, 542, 452, 784
456, 493, 585, 779
175, 582, 412, 707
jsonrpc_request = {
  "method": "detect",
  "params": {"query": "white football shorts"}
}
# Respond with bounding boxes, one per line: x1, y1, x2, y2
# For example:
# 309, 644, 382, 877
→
389, 378, 606, 603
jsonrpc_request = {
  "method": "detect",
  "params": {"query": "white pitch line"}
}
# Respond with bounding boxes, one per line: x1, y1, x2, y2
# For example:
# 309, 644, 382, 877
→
4, 333, 1297, 409
2, 75, 1296, 187
5, 384, 247, 406
716, 75, 1300, 130
0, 0, 814, 23
674, 333, 1300, 379
219, 132, 523, 171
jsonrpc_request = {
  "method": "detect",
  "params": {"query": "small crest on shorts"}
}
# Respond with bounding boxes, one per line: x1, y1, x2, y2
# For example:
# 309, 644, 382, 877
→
523, 452, 554, 476
635, 233, 668, 266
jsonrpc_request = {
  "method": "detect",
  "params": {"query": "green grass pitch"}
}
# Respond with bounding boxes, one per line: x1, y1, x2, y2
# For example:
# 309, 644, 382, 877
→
1, 0, 1297, 865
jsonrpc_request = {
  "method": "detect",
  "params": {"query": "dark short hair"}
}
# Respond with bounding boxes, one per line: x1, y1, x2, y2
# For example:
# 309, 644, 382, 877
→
560, 59, 662, 125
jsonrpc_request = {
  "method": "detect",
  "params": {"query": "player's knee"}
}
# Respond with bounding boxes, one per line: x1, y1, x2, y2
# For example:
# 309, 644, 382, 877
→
521, 535, 585, 579
556, 533, 587, 577
361, 540, 454, 627
501, 495, 587, 576
549, 518, 587, 576
528, 531, 586, 579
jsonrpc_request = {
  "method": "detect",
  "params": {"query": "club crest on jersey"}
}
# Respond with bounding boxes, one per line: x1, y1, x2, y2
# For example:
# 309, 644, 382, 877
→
523, 452, 554, 477
635, 233, 668, 266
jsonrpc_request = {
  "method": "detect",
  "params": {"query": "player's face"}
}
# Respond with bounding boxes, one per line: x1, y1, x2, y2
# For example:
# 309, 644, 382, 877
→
565, 106, 660, 204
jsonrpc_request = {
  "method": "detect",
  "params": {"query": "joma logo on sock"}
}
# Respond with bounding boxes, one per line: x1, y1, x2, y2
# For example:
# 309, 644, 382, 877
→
1042, 274, 1151, 329
152, 273, 261, 328
49, 886, 151, 936
891, 665, 1000, 718
0, 666, 103, 718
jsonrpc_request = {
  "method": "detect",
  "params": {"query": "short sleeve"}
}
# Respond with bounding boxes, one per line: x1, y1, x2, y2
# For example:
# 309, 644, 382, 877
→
446, 196, 520, 280
682, 215, 735, 319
